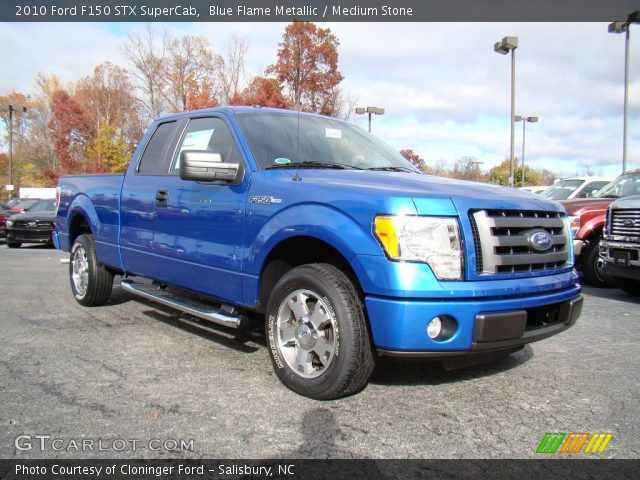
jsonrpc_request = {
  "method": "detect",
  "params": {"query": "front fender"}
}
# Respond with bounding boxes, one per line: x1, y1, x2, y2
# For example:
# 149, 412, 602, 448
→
576, 213, 604, 240
245, 203, 383, 276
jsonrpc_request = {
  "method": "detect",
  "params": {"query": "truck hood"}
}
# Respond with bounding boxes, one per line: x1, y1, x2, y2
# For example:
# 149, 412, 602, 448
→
609, 194, 640, 209
9, 210, 56, 222
560, 197, 615, 215
272, 170, 565, 213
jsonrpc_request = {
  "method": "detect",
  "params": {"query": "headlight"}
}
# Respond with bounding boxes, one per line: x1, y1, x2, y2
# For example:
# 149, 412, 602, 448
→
567, 215, 581, 237
374, 215, 463, 280
6, 220, 13, 228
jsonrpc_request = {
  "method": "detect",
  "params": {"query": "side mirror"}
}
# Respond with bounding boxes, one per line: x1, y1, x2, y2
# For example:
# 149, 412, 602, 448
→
179, 150, 242, 183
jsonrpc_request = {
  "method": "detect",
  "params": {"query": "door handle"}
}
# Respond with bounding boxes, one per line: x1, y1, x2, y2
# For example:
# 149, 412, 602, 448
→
155, 190, 168, 208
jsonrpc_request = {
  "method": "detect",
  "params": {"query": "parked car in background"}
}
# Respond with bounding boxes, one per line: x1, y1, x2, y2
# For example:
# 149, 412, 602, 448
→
561, 170, 640, 286
542, 176, 613, 201
5, 198, 56, 248
0, 211, 7, 239
600, 195, 640, 297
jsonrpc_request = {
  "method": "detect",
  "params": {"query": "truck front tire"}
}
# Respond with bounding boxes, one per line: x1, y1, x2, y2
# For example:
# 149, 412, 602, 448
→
70, 234, 114, 306
265, 263, 375, 400
581, 239, 614, 288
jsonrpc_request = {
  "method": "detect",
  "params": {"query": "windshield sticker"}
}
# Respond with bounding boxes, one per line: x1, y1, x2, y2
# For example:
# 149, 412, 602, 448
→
325, 128, 342, 139
274, 157, 291, 165
175, 129, 215, 167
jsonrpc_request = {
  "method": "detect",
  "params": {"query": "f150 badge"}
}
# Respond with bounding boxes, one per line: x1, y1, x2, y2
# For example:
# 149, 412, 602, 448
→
249, 196, 282, 205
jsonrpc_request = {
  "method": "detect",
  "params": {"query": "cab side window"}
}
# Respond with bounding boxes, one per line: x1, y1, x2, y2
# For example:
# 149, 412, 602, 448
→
172, 117, 242, 172
137, 121, 176, 175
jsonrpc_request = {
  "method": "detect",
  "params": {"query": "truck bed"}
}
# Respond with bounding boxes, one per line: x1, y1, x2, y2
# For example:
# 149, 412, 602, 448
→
56, 173, 125, 270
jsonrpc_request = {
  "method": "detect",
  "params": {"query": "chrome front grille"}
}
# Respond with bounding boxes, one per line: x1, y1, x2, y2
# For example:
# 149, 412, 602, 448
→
610, 209, 640, 238
470, 209, 570, 275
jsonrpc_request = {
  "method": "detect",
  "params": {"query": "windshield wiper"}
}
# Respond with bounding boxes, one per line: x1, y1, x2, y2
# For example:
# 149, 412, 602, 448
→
598, 194, 620, 198
265, 161, 360, 170
367, 166, 416, 173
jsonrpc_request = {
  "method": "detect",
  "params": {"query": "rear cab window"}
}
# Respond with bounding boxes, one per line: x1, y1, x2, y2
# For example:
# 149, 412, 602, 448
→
136, 121, 178, 175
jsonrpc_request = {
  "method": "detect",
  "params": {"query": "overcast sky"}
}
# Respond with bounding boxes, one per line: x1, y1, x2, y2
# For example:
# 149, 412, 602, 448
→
1, 21, 639, 179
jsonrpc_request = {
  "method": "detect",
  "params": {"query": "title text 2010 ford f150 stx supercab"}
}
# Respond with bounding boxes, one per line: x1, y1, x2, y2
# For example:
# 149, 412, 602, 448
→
55, 107, 583, 399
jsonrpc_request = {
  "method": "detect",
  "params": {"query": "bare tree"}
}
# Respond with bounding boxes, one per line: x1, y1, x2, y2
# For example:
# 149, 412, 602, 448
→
218, 35, 249, 104
330, 87, 357, 120
123, 25, 168, 120
161, 35, 222, 112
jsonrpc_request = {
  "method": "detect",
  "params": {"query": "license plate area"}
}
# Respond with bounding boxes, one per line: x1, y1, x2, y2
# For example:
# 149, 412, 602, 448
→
612, 249, 631, 267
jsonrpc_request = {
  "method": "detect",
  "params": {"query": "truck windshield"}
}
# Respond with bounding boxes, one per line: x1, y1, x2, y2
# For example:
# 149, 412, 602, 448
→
28, 199, 56, 212
235, 111, 419, 173
593, 172, 640, 198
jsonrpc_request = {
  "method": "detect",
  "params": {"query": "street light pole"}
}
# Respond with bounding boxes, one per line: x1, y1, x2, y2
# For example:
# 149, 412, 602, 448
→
355, 106, 385, 133
0, 104, 27, 199
510, 48, 516, 188
515, 115, 538, 187
609, 11, 640, 174
494, 36, 518, 187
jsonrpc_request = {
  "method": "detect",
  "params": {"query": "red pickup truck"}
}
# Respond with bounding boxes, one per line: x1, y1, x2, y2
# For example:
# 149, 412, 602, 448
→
561, 170, 640, 287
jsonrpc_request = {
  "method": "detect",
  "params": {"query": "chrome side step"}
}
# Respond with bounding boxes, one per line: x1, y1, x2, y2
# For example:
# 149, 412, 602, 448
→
120, 280, 248, 329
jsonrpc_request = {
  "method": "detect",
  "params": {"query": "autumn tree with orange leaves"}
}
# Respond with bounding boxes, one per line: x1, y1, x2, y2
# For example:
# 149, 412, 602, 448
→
228, 77, 290, 109
48, 90, 93, 177
400, 149, 426, 171
267, 22, 343, 116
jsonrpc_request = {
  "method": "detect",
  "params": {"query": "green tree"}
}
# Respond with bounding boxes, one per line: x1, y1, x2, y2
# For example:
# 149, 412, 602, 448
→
87, 123, 130, 173
488, 159, 543, 187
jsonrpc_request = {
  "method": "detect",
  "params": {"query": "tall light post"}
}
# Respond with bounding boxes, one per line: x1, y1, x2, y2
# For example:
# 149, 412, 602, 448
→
514, 115, 538, 187
355, 106, 385, 133
609, 11, 640, 174
0, 104, 27, 199
494, 36, 518, 187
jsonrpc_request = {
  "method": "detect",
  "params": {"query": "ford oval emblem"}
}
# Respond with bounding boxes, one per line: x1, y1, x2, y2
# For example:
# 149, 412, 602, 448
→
527, 229, 553, 252
623, 218, 636, 227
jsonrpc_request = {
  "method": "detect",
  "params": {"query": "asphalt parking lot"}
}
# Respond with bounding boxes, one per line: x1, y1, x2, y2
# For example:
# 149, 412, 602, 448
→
1, 245, 639, 459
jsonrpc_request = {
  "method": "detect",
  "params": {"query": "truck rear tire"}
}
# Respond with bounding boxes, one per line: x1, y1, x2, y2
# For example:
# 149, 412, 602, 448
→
70, 234, 114, 306
6, 241, 21, 248
265, 263, 375, 400
581, 239, 614, 288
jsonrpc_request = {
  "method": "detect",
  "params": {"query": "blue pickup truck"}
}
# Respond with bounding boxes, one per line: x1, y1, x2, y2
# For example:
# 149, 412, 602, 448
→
55, 107, 582, 399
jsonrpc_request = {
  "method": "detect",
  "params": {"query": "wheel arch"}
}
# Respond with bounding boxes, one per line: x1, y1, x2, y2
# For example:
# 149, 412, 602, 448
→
257, 235, 364, 314
68, 211, 93, 247
66, 194, 101, 247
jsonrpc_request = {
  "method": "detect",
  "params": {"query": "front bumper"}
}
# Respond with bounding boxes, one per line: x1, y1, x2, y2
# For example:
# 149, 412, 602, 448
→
7, 228, 54, 244
600, 240, 640, 280
366, 285, 582, 354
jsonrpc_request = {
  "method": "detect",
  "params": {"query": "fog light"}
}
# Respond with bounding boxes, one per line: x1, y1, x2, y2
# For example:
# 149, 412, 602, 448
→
427, 317, 442, 339
426, 315, 457, 341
